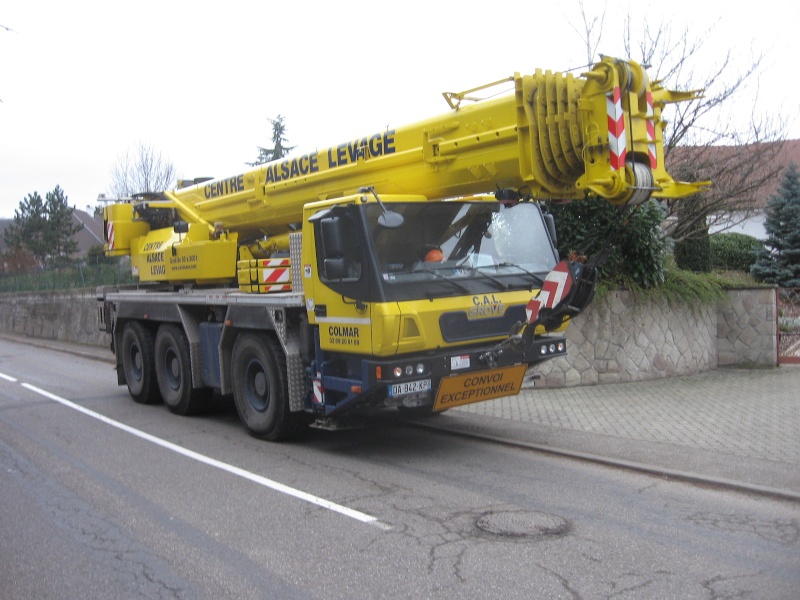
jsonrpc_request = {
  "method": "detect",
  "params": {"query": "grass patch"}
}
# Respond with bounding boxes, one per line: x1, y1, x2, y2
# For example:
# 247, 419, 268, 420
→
597, 267, 728, 307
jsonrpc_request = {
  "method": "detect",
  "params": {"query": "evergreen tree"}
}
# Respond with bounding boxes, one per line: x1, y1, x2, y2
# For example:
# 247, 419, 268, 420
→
247, 115, 295, 166
3, 185, 82, 268
44, 186, 82, 265
751, 163, 800, 287
3, 191, 49, 265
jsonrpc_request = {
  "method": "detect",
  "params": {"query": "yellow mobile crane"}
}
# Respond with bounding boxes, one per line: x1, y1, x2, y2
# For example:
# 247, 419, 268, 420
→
98, 56, 704, 440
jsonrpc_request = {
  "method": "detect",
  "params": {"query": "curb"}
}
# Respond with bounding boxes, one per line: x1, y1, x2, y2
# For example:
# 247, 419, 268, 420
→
411, 420, 800, 504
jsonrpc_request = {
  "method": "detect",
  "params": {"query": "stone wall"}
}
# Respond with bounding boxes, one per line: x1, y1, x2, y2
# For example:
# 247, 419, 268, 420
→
534, 290, 719, 388
716, 287, 777, 367
0, 290, 108, 348
0, 287, 777, 387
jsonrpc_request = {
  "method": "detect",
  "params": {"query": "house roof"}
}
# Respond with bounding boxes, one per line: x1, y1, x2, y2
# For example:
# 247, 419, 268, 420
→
665, 138, 800, 214
71, 209, 105, 254
781, 140, 800, 176
744, 140, 800, 208
758, 139, 800, 206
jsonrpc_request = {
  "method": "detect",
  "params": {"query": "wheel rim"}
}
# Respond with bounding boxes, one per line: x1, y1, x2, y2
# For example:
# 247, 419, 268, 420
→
244, 358, 270, 412
163, 348, 181, 391
129, 343, 143, 381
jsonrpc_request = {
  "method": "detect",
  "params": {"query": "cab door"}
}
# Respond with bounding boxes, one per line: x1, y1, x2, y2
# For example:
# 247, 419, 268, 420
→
304, 207, 375, 354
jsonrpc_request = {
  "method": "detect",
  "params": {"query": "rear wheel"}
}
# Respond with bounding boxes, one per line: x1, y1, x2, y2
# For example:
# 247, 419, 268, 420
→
155, 324, 210, 415
120, 321, 160, 404
231, 333, 307, 441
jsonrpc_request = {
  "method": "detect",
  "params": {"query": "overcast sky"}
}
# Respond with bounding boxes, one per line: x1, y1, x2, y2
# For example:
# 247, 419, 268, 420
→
1, 0, 798, 219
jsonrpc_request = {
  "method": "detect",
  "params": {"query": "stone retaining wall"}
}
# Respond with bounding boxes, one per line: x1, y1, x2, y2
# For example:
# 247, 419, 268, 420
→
534, 291, 718, 388
716, 287, 778, 367
0, 290, 109, 348
534, 286, 777, 388
0, 287, 777, 387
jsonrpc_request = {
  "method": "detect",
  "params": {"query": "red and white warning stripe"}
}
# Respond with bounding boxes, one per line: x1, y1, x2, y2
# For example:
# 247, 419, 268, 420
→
645, 91, 657, 168
106, 222, 115, 250
526, 261, 573, 324
258, 258, 291, 267
261, 267, 291, 284
606, 86, 626, 171
261, 283, 292, 293
313, 376, 324, 404
260, 259, 292, 285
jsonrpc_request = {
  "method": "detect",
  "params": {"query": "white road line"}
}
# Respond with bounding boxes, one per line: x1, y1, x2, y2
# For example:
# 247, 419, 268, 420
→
0, 372, 18, 382
19, 382, 390, 530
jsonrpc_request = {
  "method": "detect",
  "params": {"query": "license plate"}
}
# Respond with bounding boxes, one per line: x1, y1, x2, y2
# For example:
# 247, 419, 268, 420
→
433, 364, 527, 411
389, 379, 431, 397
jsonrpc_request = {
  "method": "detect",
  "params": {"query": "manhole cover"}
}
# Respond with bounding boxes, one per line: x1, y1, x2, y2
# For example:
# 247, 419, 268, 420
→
476, 510, 570, 538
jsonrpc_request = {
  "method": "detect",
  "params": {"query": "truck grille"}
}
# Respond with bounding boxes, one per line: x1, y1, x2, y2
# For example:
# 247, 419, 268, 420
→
439, 305, 526, 342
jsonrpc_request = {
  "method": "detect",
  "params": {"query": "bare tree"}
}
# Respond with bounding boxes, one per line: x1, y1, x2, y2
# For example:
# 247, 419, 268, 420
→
570, 3, 605, 67
574, 4, 789, 242
110, 142, 177, 197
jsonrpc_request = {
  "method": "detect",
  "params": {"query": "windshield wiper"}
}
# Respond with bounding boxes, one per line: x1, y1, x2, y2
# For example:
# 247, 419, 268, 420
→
461, 265, 510, 291
412, 265, 471, 294
491, 263, 545, 287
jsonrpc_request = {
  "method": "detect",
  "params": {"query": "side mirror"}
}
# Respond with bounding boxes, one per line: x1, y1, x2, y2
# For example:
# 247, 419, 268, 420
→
319, 216, 354, 280
378, 210, 405, 228
323, 257, 348, 279
320, 216, 344, 257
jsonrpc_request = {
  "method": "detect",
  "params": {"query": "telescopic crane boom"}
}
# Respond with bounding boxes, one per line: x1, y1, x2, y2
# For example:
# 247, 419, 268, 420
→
104, 56, 703, 285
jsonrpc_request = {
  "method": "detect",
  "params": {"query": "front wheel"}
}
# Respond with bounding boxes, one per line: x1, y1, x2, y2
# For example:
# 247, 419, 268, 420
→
231, 333, 307, 441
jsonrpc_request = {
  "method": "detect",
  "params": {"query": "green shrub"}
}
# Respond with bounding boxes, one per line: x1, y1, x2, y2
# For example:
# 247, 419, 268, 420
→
548, 199, 666, 288
674, 233, 711, 272
710, 232, 763, 272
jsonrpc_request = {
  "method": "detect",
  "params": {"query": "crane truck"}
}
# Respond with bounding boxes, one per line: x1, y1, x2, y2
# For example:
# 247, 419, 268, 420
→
97, 56, 704, 441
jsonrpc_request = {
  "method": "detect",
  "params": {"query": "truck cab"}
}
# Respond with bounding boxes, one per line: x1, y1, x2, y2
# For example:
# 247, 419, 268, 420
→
302, 193, 568, 419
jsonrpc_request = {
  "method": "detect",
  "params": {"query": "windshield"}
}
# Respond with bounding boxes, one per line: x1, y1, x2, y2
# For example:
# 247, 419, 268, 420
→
366, 201, 557, 301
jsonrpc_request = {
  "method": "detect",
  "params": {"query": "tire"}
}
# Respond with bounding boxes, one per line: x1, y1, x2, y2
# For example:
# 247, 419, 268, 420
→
120, 321, 161, 404
231, 333, 307, 441
155, 324, 210, 415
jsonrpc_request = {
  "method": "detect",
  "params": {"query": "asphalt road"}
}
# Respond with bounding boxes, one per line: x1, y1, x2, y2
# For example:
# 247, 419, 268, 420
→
1, 338, 798, 599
